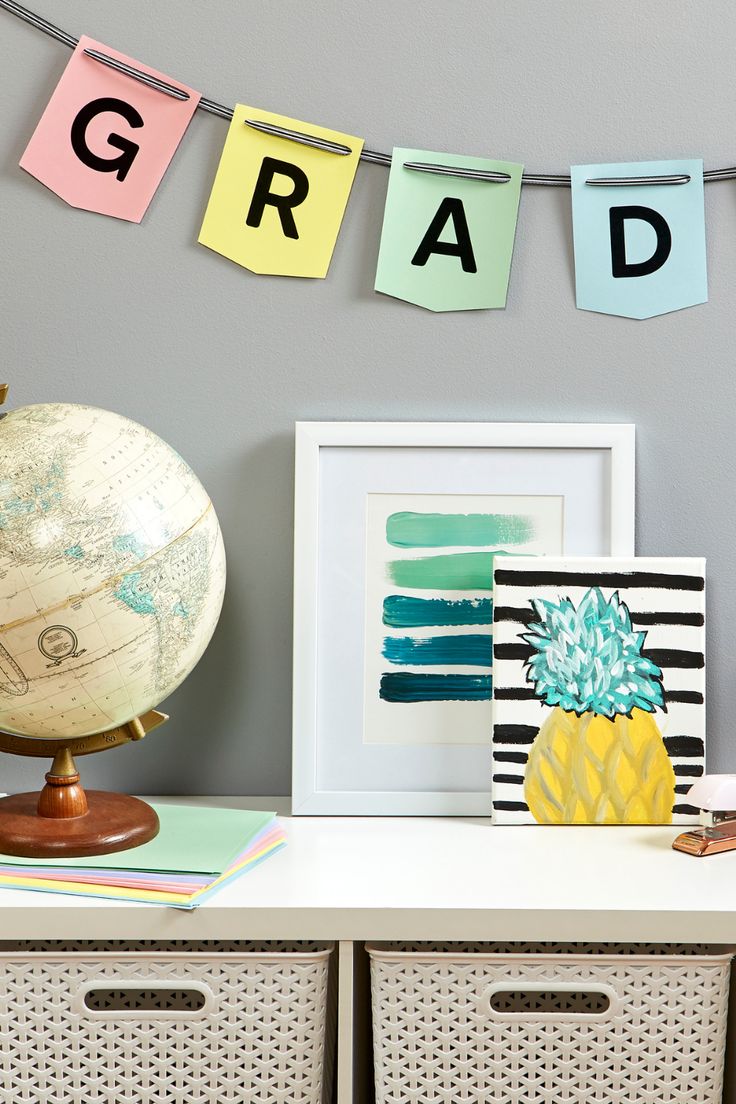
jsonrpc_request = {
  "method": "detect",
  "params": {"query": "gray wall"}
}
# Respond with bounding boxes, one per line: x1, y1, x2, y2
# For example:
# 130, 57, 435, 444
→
0, 0, 733, 796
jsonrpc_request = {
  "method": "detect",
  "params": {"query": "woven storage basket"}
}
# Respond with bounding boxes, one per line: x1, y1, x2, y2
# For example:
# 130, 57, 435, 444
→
0, 940, 335, 1104
367, 943, 732, 1104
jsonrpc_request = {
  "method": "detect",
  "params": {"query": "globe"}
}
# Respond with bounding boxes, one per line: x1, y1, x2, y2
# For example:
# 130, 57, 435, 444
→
0, 403, 226, 741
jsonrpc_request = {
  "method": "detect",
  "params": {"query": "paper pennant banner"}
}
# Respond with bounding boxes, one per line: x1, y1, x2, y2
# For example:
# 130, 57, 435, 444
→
571, 159, 707, 319
19, 36, 200, 223
198, 105, 363, 278
374, 148, 523, 312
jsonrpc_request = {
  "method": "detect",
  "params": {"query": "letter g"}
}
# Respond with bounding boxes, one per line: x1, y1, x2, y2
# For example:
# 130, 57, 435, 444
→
70, 97, 144, 182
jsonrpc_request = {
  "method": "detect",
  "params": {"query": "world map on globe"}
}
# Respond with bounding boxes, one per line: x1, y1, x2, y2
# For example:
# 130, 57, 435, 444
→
0, 403, 226, 740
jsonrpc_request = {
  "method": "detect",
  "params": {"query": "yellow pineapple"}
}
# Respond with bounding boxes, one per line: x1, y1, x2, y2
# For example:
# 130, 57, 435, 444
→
522, 588, 675, 824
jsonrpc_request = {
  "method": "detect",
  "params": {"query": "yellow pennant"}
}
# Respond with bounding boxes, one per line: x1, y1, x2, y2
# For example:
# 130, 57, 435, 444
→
199, 105, 363, 278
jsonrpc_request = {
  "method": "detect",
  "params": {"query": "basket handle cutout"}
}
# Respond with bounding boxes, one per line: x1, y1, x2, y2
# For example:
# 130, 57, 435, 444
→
481, 981, 619, 1021
75, 980, 215, 1018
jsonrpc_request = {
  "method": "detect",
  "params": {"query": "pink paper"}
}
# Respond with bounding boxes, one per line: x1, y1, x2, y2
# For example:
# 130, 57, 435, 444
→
20, 35, 200, 222
0, 826, 286, 894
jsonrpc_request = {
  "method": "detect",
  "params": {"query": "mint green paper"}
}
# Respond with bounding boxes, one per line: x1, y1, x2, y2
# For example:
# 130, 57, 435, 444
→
0, 805, 275, 873
375, 147, 523, 312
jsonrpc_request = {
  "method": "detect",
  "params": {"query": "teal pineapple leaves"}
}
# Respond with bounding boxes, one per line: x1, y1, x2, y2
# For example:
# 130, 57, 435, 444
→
522, 587, 665, 718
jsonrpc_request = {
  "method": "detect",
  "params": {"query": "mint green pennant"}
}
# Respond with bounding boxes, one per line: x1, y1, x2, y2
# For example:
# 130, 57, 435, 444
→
375, 147, 523, 312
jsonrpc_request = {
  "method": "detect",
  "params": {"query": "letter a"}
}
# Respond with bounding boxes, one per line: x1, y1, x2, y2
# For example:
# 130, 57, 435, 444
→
411, 197, 477, 273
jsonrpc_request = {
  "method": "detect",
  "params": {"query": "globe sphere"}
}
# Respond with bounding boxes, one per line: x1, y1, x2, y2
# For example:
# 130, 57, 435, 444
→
0, 403, 226, 739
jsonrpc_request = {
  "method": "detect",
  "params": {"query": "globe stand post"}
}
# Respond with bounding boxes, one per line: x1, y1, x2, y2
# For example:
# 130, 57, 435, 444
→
0, 711, 166, 858
37, 746, 89, 819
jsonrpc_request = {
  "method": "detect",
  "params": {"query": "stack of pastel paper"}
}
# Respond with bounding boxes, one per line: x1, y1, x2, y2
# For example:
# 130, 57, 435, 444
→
0, 805, 285, 909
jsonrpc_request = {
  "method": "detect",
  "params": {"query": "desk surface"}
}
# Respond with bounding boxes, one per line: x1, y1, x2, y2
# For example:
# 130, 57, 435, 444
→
0, 797, 732, 942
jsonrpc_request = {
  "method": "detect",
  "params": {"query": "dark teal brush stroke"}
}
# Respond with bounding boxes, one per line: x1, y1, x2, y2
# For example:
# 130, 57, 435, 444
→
382, 634, 492, 667
383, 595, 493, 627
379, 672, 492, 702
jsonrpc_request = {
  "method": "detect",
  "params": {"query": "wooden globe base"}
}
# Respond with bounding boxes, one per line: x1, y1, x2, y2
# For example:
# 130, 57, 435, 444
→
0, 711, 167, 858
0, 789, 159, 858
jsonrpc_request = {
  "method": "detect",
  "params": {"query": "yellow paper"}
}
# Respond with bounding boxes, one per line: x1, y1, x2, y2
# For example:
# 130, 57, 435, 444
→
0, 873, 189, 904
0, 838, 285, 905
199, 105, 363, 278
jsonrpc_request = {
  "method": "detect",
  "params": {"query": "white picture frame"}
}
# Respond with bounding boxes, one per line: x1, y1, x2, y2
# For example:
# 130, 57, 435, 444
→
292, 421, 635, 816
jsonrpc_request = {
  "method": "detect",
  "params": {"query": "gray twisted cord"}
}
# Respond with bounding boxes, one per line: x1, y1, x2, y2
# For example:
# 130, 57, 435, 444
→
2, 0, 736, 186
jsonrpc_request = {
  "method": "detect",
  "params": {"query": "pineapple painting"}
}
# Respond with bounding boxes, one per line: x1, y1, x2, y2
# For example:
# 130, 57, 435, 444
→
522, 588, 675, 824
492, 558, 706, 826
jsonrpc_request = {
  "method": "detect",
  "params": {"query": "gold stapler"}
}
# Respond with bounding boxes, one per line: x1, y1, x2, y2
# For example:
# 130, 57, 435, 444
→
672, 775, 736, 856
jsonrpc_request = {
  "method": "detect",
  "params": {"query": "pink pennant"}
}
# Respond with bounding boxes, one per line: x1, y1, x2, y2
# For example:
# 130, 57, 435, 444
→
20, 35, 200, 223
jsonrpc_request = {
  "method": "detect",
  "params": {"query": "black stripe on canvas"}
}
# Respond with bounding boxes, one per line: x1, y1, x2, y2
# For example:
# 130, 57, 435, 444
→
644, 649, 704, 670
494, 643, 534, 661
494, 721, 703, 753
663, 735, 705, 757
494, 606, 536, 625
494, 643, 704, 669
493, 569, 705, 591
494, 687, 537, 701
476, 688, 707, 708
493, 801, 697, 816
493, 724, 538, 744
494, 751, 529, 764
664, 690, 704, 705
493, 773, 525, 785
493, 750, 703, 771
632, 611, 705, 627
674, 764, 704, 777
494, 607, 704, 629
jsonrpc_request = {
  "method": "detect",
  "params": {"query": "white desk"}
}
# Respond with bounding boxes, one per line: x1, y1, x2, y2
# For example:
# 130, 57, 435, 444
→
0, 796, 734, 1103
0, 796, 732, 942
0, 794, 732, 940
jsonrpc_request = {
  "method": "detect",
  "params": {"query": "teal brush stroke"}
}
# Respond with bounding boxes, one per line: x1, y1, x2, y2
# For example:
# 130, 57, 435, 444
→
387, 551, 509, 590
383, 595, 493, 627
386, 511, 534, 548
379, 672, 492, 702
382, 634, 492, 667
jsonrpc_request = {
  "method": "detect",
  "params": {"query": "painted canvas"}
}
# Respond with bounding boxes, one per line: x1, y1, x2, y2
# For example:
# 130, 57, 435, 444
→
363, 495, 564, 746
491, 557, 705, 824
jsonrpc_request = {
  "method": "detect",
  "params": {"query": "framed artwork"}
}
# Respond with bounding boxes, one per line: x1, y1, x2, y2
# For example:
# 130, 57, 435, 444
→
292, 421, 635, 815
491, 557, 705, 825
